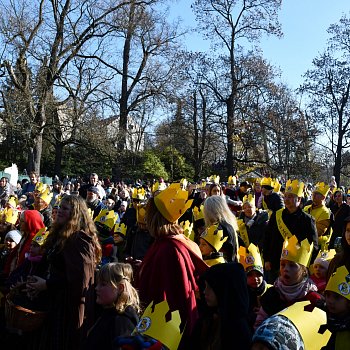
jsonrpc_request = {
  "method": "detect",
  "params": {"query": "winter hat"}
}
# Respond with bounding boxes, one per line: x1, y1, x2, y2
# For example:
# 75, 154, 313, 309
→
5, 230, 22, 244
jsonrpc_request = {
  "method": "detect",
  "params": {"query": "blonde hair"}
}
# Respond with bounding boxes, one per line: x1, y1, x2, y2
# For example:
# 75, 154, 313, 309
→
203, 196, 239, 258
97, 263, 141, 313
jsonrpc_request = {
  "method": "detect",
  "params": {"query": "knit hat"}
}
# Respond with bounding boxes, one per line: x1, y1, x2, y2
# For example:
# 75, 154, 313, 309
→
87, 186, 99, 195
313, 257, 330, 270
5, 230, 22, 244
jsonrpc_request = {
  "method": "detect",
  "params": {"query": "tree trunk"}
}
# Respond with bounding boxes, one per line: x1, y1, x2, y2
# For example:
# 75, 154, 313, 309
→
54, 142, 63, 177
226, 94, 234, 176
334, 132, 343, 186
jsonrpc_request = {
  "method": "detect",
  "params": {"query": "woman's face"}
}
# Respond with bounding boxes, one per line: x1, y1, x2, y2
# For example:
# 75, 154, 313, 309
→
210, 185, 221, 196
204, 281, 218, 307
280, 259, 305, 286
199, 238, 214, 257
95, 280, 120, 307
56, 201, 72, 225
345, 222, 350, 246
334, 191, 343, 204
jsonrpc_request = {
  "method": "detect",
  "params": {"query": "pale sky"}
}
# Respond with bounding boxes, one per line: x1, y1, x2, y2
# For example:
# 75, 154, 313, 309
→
170, 0, 350, 90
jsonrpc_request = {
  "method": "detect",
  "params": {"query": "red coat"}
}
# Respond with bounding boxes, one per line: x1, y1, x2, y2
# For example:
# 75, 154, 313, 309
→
138, 235, 208, 336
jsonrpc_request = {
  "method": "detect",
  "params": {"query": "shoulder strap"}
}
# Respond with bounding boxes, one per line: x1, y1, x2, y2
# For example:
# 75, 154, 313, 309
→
275, 208, 293, 240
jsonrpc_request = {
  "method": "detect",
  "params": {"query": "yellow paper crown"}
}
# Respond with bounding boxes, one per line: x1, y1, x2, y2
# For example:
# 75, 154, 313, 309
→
254, 178, 262, 185
210, 175, 220, 184
238, 244, 263, 273
261, 177, 277, 188
281, 235, 313, 267
136, 204, 147, 225
228, 175, 237, 185
200, 180, 207, 189
35, 182, 47, 193
285, 179, 304, 197
113, 223, 127, 237
32, 227, 49, 246
94, 209, 118, 230
313, 182, 330, 197
152, 181, 166, 194
179, 220, 194, 241
242, 194, 255, 206
3, 208, 18, 225
154, 183, 193, 223
273, 179, 281, 193
277, 301, 331, 350
133, 300, 183, 350
193, 205, 204, 222
200, 224, 227, 252
38, 187, 53, 204
132, 187, 146, 200
7, 196, 17, 208
326, 265, 350, 301
315, 249, 336, 263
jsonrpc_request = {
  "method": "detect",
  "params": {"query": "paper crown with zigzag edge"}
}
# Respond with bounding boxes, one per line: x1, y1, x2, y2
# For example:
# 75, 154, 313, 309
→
113, 223, 127, 237
326, 265, 350, 301
132, 187, 146, 200
209, 175, 220, 184
32, 227, 49, 246
136, 204, 147, 225
242, 194, 255, 206
277, 301, 331, 350
154, 183, 193, 223
133, 300, 183, 350
35, 182, 47, 193
285, 179, 304, 197
7, 196, 17, 208
238, 244, 263, 274
94, 209, 118, 230
38, 187, 53, 204
193, 205, 204, 222
228, 175, 237, 185
313, 182, 330, 197
200, 180, 207, 189
179, 220, 194, 241
152, 181, 167, 194
200, 224, 227, 252
2, 208, 18, 225
314, 249, 336, 264
273, 179, 281, 193
261, 177, 278, 188
281, 235, 313, 267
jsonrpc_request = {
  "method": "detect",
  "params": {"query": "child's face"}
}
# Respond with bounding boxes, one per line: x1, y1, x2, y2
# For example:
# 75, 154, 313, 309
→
325, 291, 350, 318
5, 238, 17, 250
29, 241, 42, 257
95, 280, 120, 307
204, 281, 218, 308
199, 238, 214, 257
247, 270, 263, 289
280, 260, 305, 286
313, 263, 327, 279
345, 222, 350, 246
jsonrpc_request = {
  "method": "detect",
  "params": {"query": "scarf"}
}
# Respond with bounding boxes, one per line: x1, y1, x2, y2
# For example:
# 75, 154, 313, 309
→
274, 277, 318, 302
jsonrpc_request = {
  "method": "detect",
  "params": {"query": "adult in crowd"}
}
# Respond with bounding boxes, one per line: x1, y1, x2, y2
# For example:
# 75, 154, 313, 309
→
138, 183, 208, 348
263, 180, 318, 283
329, 189, 349, 249
86, 186, 106, 219
79, 173, 106, 200
21, 171, 39, 207
27, 195, 101, 350
260, 177, 284, 214
203, 195, 239, 262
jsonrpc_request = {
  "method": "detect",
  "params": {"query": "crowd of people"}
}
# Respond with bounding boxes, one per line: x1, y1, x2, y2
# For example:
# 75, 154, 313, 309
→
0, 171, 349, 349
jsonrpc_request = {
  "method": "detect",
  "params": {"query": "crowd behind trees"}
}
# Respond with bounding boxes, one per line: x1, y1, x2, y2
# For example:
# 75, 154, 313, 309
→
0, 171, 349, 349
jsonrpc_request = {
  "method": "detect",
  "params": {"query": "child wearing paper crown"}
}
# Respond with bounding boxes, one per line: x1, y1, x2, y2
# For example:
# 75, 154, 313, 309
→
199, 224, 227, 266
84, 262, 140, 350
311, 249, 336, 293
238, 244, 270, 330
321, 265, 350, 350
254, 235, 323, 329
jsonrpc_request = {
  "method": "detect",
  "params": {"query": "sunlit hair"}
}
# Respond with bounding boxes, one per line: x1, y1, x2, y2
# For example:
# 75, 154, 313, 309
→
146, 197, 183, 238
43, 195, 101, 264
97, 263, 141, 313
208, 183, 222, 196
203, 195, 239, 255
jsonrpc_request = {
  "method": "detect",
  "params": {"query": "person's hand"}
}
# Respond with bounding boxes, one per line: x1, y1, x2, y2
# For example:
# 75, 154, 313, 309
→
264, 261, 272, 271
26, 275, 47, 299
